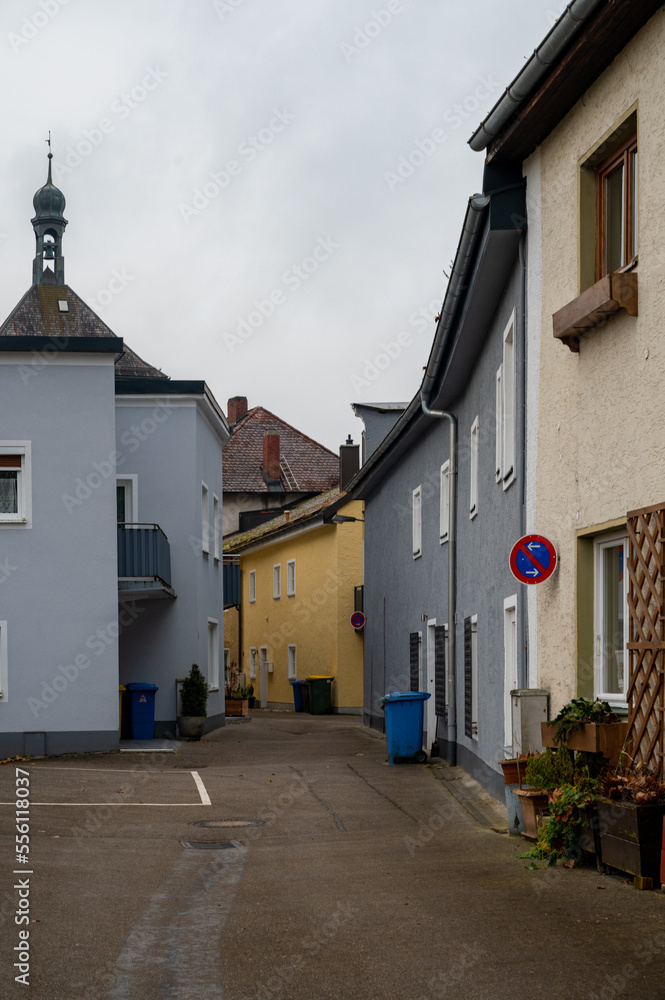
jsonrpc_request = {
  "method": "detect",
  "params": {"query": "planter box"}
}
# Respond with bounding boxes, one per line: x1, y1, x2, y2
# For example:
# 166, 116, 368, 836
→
597, 797, 665, 883
225, 698, 249, 717
541, 721, 629, 765
498, 757, 533, 786
514, 788, 549, 840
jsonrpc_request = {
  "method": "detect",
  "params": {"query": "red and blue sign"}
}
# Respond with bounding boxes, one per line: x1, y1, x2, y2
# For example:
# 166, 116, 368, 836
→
510, 534, 557, 585
351, 612, 366, 630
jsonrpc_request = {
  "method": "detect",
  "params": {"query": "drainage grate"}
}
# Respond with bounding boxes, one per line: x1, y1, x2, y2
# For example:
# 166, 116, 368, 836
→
194, 819, 264, 829
180, 841, 238, 850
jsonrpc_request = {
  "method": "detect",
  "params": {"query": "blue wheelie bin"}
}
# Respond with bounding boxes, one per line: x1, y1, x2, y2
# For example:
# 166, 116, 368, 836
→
125, 683, 158, 739
290, 679, 309, 713
380, 691, 431, 764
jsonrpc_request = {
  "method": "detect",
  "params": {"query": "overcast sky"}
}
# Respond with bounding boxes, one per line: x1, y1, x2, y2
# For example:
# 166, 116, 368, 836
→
0, 0, 566, 451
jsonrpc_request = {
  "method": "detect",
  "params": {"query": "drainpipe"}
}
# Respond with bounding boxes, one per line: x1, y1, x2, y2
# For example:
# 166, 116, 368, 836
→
420, 392, 457, 765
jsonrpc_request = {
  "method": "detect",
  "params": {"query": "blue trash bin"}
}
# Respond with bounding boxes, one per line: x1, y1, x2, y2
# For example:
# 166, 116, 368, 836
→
125, 683, 158, 740
380, 691, 431, 764
290, 679, 308, 713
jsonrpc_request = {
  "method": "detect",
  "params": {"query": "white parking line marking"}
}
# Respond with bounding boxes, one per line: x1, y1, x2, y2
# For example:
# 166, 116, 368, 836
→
0, 802, 208, 807
192, 770, 211, 806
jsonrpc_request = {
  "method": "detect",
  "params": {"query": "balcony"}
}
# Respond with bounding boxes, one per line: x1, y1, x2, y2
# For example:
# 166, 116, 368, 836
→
117, 524, 176, 600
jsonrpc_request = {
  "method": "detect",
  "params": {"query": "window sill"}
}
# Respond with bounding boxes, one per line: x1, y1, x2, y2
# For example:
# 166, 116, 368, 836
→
208, 686, 220, 693
553, 271, 638, 352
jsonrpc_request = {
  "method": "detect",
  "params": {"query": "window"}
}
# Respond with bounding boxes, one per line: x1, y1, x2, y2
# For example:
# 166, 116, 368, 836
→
502, 315, 515, 488
504, 598, 518, 752
0, 444, 31, 526
201, 483, 210, 553
249, 569, 256, 604
208, 619, 219, 690
439, 462, 450, 543
286, 559, 296, 597
273, 563, 281, 599
495, 367, 502, 484
469, 418, 479, 519
287, 644, 297, 680
596, 136, 637, 280
412, 486, 422, 558
434, 623, 448, 718
409, 631, 423, 691
223, 647, 230, 690
249, 646, 257, 681
116, 476, 138, 524
594, 532, 628, 707
213, 494, 220, 560
0, 621, 7, 701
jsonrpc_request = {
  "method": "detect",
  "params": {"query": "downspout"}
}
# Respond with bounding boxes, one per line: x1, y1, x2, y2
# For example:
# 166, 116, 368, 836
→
420, 393, 457, 764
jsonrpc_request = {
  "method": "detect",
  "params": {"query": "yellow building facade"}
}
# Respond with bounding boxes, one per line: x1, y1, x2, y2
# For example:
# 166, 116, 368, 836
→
225, 492, 364, 712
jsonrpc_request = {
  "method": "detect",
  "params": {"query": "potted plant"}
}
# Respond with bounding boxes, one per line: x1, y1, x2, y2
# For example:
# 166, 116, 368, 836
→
541, 697, 629, 765
225, 683, 250, 717
246, 683, 255, 709
513, 748, 575, 839
597, 761, 665, 886
178, 663, 208, 739
498, 753, 535, 786
522, 767, 601, 866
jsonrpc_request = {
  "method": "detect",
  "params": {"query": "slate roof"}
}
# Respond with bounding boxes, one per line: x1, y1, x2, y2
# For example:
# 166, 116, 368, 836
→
0, 283, 168, 379
223, 487, 344, 552
223, 407, 339, 494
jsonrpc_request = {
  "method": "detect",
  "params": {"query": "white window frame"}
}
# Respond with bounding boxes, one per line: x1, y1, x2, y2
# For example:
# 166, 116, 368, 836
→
213, 494, 220, 560
412, 486, 422, 558
201, 482, 210, 554
286, 559, 296, 597
471, 614, 478, 740
208, 618, 220, 690
287, 644, 297, 680
273, 563, 281, 600
502, 312, 516, 490
248, 569, 256, 604
439, 462, 450, 544
116, 475, 138, 524
495, 366, 503, 483
0, 442, 32, 528
249, 646, 257, 681
470, 418, 479, 520
0, 621, 7, 701
503, 596, 518, 753
594, 531, 629, 708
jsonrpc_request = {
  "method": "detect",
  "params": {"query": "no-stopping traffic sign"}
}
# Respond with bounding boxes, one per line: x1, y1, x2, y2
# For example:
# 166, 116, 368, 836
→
510, 534, 557, 585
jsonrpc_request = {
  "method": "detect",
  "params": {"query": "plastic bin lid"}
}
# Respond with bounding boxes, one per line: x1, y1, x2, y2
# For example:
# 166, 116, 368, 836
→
381, 691, 431, 703
306, 675, 334, 681
290, 679, 307, 686
119, 685, 126, 691
125, 682, 159, 691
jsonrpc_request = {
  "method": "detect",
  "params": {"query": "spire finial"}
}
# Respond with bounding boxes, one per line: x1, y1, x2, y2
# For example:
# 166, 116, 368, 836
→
45, 131, 52, 183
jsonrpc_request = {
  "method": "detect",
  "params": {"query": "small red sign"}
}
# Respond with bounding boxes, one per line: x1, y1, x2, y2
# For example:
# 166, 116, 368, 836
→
351, 612, 366, 630
510, 534, 557, 585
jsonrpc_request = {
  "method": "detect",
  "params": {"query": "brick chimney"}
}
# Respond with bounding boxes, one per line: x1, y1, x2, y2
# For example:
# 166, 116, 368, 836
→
227, 396, 248, 424
339, 435, 360, 490
263, 433, 281, 482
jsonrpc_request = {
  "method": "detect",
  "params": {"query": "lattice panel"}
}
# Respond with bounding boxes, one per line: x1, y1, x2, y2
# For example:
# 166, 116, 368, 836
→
626, 504, 665, 779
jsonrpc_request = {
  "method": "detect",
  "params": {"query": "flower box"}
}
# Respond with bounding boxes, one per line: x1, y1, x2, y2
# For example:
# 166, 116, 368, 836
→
514, 788, 549, 840
498, 757, 533, 785
541, 720, 629, 765
225, 698, 249, 717
597, 797, 665, 883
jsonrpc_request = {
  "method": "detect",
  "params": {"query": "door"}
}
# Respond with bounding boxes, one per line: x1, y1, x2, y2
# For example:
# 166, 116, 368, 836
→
259, 647, 268, 708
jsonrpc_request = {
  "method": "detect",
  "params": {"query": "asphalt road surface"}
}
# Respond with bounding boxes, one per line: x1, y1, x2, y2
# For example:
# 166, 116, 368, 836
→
1, 713, 664, 999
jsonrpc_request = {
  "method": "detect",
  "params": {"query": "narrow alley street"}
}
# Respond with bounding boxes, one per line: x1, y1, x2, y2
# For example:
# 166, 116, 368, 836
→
1, 714, 664, 999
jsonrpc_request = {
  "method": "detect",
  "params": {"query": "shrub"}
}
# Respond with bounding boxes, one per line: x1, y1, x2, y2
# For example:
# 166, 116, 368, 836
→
180, 663, 208, 717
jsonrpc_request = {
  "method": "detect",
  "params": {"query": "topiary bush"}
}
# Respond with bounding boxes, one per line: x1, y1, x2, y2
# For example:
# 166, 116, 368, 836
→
180, 663, 208, 717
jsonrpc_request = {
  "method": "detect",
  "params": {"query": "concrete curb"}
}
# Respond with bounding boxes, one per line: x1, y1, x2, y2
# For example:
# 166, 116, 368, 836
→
428, 759, 509, 834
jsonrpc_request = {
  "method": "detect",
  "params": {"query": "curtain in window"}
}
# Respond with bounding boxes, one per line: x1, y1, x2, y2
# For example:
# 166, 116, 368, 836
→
0, 472, 17, 514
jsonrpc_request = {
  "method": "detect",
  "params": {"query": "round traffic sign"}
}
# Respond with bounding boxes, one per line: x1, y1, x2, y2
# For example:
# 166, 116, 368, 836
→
351, 611, 366, 630
509, 534, 557, 585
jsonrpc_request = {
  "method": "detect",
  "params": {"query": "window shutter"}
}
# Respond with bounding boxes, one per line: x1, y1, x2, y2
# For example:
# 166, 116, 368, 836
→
434, 625, 446, 717
409, 632, 419, 692
464, 617, 473, 738
0, 456, 21, 468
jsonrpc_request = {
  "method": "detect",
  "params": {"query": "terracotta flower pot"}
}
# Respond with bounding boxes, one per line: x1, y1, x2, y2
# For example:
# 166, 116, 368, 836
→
499, 757, 532, 785
514, 788, 550, 840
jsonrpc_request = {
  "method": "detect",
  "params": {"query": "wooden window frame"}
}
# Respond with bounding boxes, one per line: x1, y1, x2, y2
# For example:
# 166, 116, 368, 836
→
596, 134, 637, 281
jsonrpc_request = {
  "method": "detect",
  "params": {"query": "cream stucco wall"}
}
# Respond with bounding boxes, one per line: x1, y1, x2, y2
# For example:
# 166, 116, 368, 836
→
529, 10, 665, 712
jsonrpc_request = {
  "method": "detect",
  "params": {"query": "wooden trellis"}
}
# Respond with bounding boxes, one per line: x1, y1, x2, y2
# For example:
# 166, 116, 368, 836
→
626, 503, 665, 779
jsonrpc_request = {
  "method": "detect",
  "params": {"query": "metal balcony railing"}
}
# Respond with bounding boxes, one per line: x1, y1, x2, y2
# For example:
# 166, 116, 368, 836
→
117, 523, 172, 588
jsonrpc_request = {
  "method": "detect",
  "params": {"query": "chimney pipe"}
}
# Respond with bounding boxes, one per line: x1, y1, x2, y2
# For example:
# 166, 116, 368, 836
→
339, 435, 360, 490
228, 396, 248, 424
263, 433, 281, 482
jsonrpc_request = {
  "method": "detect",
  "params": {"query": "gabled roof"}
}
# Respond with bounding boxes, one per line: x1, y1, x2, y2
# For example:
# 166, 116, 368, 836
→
0, 282, 168, 379
223, 406, 339, 494
223, 487, 345, 552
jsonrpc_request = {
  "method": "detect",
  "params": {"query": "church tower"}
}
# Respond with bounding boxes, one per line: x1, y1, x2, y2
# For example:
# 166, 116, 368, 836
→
31, 138, 67, 286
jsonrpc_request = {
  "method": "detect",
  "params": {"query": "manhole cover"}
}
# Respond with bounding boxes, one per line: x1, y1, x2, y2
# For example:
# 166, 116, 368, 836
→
194, 819, 264, 829
180, 841, 238, 850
